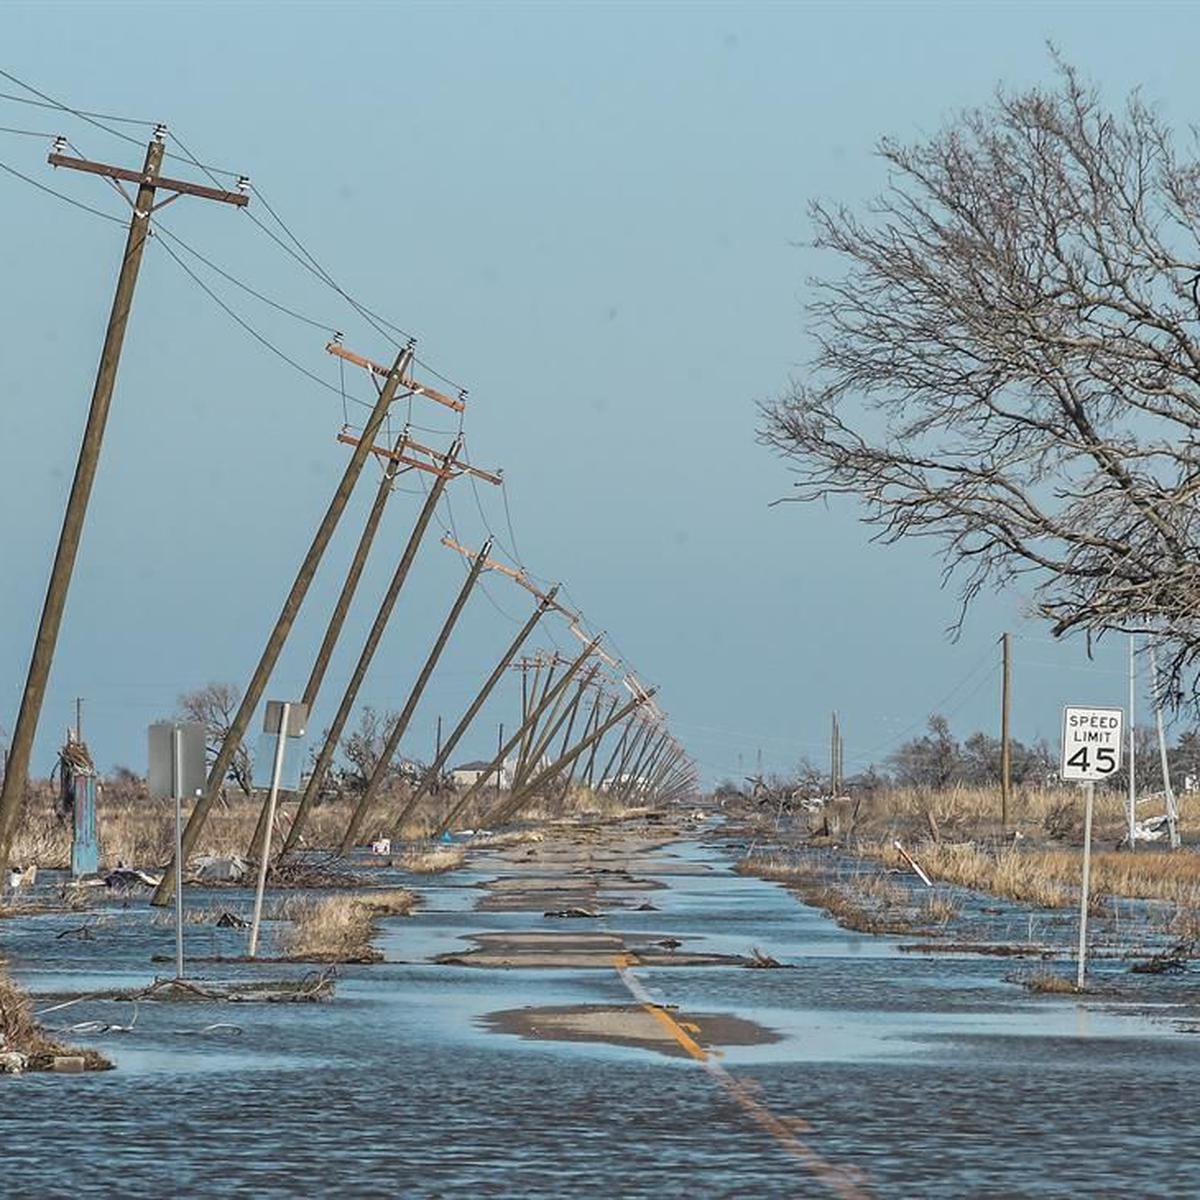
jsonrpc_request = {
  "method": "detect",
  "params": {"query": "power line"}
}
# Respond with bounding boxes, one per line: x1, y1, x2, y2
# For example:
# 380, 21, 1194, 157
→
0, 154, 125, 224
0, 68, 150, 148
153, 223, 339, 334
153, 232, 360, 401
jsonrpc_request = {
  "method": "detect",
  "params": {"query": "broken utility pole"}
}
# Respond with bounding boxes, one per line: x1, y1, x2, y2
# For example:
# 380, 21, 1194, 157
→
0, 134, 248, 872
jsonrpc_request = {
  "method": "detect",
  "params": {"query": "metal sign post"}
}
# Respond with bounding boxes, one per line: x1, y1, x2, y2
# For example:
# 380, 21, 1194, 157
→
148, 721, 206, 979
248, 701, 307, 958
1060, 705, 1124, 989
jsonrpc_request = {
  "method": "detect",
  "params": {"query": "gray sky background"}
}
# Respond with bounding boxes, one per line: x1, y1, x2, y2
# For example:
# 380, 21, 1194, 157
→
1, 2, 1190, 786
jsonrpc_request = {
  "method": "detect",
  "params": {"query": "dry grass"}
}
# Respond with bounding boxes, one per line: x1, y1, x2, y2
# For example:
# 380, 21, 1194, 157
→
874, 839, 1200, 910
1017, 969, 1081, 995
0, 967, 111, 1072
398, 846, 465, 874
809, 785, 1196, 847
279, 889, 416, 962
469, 830, 546, 849
738, 855, 943, 936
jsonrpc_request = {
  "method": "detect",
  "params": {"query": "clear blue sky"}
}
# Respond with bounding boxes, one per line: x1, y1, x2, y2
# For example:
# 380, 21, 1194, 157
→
0, 2, 1190, 786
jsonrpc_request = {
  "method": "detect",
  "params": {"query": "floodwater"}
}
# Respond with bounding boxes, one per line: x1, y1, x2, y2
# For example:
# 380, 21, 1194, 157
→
4, 831, 1200, 1197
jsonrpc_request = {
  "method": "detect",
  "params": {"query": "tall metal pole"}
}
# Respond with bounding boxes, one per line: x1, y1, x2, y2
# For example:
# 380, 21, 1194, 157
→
1076, 781, 1094, 990
387, 595, 556, 838
152, 346, 410, 905
339, 539, 492, 852
247, 422, 415, 860
279, 451, 456, 855
0, 138, 165, 868
173, 724, 185, 980
1128, 633, 1137, 852
248, 703, 290, 958
1150, 640, 1180, 850
1001, 632, 1012, 830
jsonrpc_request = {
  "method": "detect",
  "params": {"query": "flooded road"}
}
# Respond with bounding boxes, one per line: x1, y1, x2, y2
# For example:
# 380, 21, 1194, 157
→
5, 821, 1200, 1197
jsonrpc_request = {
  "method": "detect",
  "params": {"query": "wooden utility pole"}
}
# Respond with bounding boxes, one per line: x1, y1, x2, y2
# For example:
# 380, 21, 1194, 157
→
583, 695, 621, 789
152, 344, 409, 906
1000, 632, 1012, 831
431, 636, 602, 837
339, 539, 493, 851
513, 665, 595, 795
279, 439, 460, 854
387, 592, 558, 837
830, 712, 840, 797
0, 136, 248, 870
247, 418, 416, 859
487, 689, 656, 826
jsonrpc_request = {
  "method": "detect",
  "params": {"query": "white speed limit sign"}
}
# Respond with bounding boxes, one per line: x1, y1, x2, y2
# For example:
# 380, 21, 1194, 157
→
1061, 706, 1124, 781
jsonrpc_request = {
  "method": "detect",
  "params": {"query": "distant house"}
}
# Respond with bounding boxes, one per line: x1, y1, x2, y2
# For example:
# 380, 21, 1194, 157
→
450, 760, 497, 788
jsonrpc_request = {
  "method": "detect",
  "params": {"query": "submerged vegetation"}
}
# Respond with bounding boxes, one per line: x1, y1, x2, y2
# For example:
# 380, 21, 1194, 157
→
280, 889, 416, 963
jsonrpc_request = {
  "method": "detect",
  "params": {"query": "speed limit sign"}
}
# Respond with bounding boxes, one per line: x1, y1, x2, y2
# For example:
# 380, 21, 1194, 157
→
1061, 706, 1124, 781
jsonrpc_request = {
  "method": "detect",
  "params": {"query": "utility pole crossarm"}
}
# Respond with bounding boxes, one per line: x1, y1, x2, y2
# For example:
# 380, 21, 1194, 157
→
49, 152, 249, 207
336, 429, 455, 480
337, 429, 501, 486
439, 535, 579, 621
326, 341, 464, 413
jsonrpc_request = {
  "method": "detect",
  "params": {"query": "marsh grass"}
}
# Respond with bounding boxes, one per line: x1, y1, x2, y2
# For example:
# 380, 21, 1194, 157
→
874, 839, 1200, 911
280, 889, 416, 962
398, 846, 465, 874
1016, 969, 1081, 995
737, 855, 946, 935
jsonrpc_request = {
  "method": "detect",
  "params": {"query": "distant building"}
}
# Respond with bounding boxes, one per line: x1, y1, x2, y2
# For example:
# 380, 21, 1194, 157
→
451, 760, 498, 788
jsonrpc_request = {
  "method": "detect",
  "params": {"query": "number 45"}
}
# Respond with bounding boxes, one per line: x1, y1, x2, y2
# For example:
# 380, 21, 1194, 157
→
1067, 746, 1117, 774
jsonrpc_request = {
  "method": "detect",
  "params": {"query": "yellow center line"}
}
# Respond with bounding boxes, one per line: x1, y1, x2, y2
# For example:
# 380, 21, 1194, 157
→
611, 953, 871, 1200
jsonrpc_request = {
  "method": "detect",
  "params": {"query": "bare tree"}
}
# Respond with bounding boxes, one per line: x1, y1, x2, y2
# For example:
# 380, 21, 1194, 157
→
177, 682, 253, 796
334, 706, 423, 797
760, 59, 1200, 700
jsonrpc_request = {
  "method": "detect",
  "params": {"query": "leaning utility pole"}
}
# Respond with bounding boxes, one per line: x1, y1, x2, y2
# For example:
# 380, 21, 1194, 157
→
583, 695, 621, 789
152, 344, 410, 906
387, 591, 558, 837
247, 417, 416, 860
1000, 632, 1012, 831
339, 538, 492, 852
488, 689, 657, 826
0, 134, 248, 871
431, 636, 602, 837
278, 437, 462, 854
